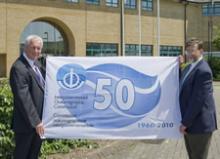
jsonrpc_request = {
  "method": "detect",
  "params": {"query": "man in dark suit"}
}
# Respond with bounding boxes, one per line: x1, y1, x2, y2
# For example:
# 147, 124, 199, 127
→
10, 35, 45, 159
179, 38, 217, 159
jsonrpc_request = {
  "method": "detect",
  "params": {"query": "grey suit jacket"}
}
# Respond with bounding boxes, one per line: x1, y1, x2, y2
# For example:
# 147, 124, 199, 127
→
9, 55, 45, 133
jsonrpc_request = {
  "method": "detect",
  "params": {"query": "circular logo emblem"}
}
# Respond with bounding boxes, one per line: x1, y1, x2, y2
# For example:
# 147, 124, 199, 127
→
56, 64, 86, 90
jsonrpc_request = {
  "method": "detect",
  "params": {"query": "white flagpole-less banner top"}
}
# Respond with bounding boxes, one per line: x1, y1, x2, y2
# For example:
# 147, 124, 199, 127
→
42, 57, 182, 139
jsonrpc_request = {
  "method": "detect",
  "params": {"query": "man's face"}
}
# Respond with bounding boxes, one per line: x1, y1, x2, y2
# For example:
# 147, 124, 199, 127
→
25, 39, 43, 61
186, 44, 202, 61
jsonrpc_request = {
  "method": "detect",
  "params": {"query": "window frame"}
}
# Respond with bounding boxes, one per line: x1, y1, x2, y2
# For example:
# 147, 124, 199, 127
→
86, 0, 100, 5
160, 45, 182, 57
106, 0, 119, 7
142, 0, 153, 11
65, 0, 79, 3
125, 44, 153, 56
125, 0, 137, 9
86, 42, 118, 56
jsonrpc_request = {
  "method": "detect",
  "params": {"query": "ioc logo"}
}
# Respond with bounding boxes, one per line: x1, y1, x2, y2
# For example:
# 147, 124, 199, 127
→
56, 64, 86, 90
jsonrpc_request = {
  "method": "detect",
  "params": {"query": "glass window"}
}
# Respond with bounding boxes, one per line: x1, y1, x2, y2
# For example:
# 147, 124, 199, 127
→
65, 0, 79, 3
125, 0, 136, 9
160, 45, 182, 56
125, 44, 153, 56
141, 45, 153, 56
142, 0, 153, 11
20, 21, 67, 56
214, 3, 220, 15
86, 0, 100, 5
202, 2, 220, 16
86, 43, 118, 56
106, 0, 118, 7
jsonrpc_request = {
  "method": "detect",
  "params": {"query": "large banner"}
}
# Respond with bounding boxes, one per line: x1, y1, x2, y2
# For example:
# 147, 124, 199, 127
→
42, 57, 182, 139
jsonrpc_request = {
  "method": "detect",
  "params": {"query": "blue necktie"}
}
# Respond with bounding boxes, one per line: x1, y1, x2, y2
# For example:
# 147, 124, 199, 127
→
180, 64, 191, 91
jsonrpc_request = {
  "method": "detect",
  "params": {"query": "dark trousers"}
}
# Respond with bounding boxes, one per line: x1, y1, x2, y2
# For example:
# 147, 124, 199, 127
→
184, 133, 212, 159
14, 131, 42, 159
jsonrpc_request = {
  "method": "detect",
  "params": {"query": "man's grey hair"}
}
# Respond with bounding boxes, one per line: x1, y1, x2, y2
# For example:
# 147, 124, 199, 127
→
24, 35, 43, 48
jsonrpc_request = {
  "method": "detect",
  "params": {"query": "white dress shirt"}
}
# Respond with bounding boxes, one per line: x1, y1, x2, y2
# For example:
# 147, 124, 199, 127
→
23, 52, 45, 86
181, 55, 203, 86
23, 52, 35, 71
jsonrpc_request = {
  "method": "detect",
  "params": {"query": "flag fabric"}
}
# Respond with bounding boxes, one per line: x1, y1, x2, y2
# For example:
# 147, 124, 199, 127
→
42, 57, 182, 139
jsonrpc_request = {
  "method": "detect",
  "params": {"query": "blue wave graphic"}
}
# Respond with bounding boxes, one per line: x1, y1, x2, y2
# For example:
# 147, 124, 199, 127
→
57, 63, 161, 129
87, 64, 157, 88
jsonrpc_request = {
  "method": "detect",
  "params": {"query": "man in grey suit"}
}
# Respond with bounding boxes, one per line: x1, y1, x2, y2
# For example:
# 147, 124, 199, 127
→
10, 35, 45, 159
179, 38, 217, 159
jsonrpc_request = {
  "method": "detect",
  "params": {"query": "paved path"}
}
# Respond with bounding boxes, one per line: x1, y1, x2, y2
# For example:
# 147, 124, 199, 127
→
49, 83, 220, 159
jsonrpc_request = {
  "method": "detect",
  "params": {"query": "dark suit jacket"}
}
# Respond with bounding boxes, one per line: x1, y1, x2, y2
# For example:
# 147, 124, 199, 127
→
179, 59, 217, 134
10, 55, 45, 133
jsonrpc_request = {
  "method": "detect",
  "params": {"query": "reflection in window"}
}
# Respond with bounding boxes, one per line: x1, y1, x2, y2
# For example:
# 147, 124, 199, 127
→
106, 0, 118, 7
65, 0, 79, 3
203, 3, 220, 16
86, 0, 100, 5
86, 43, 118, 56
142, 0, 153, 11
160, 45, 182, 56
125, 44, 153, 56
20, 21, 67, 56
125, 0, 136, 9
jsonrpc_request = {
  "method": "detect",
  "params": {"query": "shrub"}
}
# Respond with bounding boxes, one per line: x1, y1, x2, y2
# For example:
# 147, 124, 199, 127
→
40, 139, 98, 159
0, 79, 98, 159
0, 79, 14, 159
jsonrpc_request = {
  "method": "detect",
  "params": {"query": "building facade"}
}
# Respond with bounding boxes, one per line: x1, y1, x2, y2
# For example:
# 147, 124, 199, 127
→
0, 0, 219, 77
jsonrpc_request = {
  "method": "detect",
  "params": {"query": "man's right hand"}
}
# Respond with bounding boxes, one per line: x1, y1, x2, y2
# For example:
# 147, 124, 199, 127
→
36, 122, 44, 137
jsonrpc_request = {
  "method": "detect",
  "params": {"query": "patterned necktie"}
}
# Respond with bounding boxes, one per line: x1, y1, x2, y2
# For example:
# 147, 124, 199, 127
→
34, 64, 45, 88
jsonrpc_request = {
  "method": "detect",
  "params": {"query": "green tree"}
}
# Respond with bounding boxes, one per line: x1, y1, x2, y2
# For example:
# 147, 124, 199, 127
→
209, 26, 220, 80
213, 26, 220, 50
